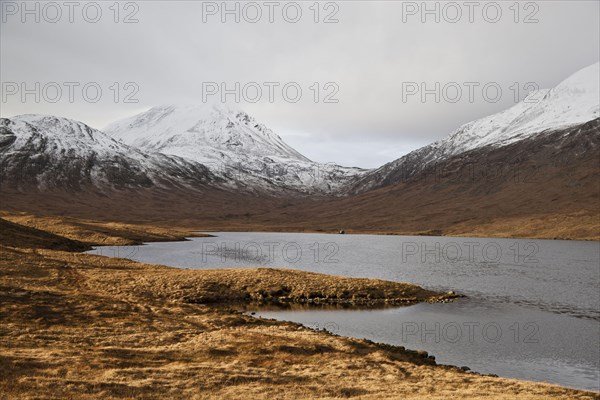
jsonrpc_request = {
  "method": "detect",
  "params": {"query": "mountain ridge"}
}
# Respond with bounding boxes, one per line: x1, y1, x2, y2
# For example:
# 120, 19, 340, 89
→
346, 62, 599, 193
0, 114, 219, 191
0, 63, 598, 239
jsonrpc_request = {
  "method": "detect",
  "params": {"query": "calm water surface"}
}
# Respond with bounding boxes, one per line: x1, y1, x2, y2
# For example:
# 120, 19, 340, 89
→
89, 233, 600, 391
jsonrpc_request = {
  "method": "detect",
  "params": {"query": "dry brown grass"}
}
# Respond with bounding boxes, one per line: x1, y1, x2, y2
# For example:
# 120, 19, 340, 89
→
0, 211, 206, 246
0, 216, 597, 399
45, 251, 458, 307
442, 210, 600, 241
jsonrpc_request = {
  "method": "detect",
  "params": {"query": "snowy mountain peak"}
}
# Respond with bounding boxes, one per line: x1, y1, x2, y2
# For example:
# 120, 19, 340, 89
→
4, 114, 129, 155
0, 114, 216, 191
105, 104, 310, 163
545, 61, 599, 118
441, 62, 599, 154
104, 104, 364, 193
348, 62, 600, 193
555, 62, 599, 94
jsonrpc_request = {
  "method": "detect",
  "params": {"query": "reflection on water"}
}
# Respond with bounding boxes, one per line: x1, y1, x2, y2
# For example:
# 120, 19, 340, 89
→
253, 299, 600, 392
89, 232, 600, 391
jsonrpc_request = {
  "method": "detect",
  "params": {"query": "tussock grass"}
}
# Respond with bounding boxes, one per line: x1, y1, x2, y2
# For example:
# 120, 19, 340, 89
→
0, 215, 596, 399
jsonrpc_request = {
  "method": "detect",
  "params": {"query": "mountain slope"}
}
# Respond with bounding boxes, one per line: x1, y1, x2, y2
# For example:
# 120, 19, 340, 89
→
348, 62, 600, 193
1, 64, 598, 239
2, 119, 597, 239
0, 114, 218, 191
105, 104, 364, 193
293, 117, 599, 239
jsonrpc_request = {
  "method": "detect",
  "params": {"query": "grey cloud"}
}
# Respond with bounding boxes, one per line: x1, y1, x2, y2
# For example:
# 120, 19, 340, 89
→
1, 0, 598, 168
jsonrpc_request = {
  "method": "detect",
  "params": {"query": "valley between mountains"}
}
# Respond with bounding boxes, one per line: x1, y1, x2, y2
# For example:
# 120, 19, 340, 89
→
1, 63, 599, 239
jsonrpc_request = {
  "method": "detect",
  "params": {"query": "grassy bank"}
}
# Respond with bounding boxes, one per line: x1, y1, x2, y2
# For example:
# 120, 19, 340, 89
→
0, 214, 596, 399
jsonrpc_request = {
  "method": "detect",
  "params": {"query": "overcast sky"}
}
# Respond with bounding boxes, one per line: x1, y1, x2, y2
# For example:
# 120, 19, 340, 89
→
1, 0, 599, 168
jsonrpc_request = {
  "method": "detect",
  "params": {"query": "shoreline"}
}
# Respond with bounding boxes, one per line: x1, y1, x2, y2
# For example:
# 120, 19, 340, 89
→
188, 228, 599, 242
3, 209, 598, 242
187, 225, 600, 242
1, 213, 598, 399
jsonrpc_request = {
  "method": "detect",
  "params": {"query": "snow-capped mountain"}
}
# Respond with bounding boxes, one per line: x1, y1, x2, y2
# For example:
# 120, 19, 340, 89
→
0, 114, 217, 190
2, 63, 597, 197
105, 105, 309, 162
105, 105, 364, 193
347, 62, 600, 193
